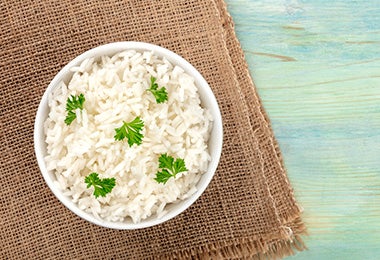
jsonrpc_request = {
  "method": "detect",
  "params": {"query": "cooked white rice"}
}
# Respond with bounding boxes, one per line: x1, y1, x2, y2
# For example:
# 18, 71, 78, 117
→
44, 50, 212, 223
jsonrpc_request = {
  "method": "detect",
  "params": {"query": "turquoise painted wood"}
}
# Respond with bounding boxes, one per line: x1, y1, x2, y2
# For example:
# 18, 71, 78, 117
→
225, 0, 380, 259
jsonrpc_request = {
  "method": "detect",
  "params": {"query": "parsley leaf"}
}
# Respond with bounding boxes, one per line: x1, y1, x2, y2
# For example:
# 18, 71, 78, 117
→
114, 116, 144, 147
158, 153, 174, 170
84, 172, 116, 198
147, 76, 168, 103
154, 169, 172, 184
154, 153, 188, 184
64, 93, 85, 125
173, 158, 187, 173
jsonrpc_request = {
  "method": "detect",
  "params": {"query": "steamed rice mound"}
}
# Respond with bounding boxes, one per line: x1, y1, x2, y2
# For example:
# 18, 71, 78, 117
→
44, 50, 212, 223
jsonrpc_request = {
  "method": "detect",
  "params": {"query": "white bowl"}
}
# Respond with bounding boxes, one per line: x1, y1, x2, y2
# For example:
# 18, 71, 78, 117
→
34, 42, 223, 229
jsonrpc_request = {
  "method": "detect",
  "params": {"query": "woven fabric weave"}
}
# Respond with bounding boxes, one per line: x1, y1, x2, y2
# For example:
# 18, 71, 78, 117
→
0, 0, 306, 258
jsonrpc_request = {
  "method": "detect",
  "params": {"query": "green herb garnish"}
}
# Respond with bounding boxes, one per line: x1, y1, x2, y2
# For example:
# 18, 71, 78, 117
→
64, 93, 85, 125
154, 154, 188, 184
147, 76, 168, 103
84, 172, 116, 198
114, 116, 144, 147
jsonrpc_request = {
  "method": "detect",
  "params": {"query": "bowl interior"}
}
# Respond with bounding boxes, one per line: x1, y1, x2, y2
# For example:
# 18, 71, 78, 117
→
34, 42, 223, 229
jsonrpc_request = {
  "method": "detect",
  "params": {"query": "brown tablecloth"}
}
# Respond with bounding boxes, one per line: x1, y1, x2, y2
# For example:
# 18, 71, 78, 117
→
0, 0, 306, 258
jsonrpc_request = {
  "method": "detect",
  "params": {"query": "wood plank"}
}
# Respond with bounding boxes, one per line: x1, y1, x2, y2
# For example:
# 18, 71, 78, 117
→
225, 0, 380, 258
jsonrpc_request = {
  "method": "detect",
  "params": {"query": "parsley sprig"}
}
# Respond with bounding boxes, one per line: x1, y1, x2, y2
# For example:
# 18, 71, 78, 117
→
114, 117, 144, 147
64, 93, 85, 125
154, 154, 188, 184
147, 76, 168, 103
84, 172, 116, 198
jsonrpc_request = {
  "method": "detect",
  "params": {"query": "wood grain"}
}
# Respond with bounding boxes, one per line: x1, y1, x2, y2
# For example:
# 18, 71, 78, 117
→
225, 0, 380, 259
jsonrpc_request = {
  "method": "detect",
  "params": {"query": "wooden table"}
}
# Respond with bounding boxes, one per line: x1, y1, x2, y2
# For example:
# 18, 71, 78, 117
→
225, 0, 380, 259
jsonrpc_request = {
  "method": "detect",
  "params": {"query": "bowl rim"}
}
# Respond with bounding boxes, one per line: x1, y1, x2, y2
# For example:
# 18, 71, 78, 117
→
34, 41, 223, 229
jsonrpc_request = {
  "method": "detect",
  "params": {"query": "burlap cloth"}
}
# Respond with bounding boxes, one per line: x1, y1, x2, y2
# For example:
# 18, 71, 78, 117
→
0, 0, 307, 259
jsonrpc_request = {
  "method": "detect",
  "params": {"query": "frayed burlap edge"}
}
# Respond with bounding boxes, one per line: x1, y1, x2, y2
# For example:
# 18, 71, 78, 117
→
215, 0, 303, 218
158, 216, 307, 259
214, 1, 307, 258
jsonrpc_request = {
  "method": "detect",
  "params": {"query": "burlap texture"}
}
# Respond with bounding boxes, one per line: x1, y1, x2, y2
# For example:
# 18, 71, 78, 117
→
0, 0, 306, 259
